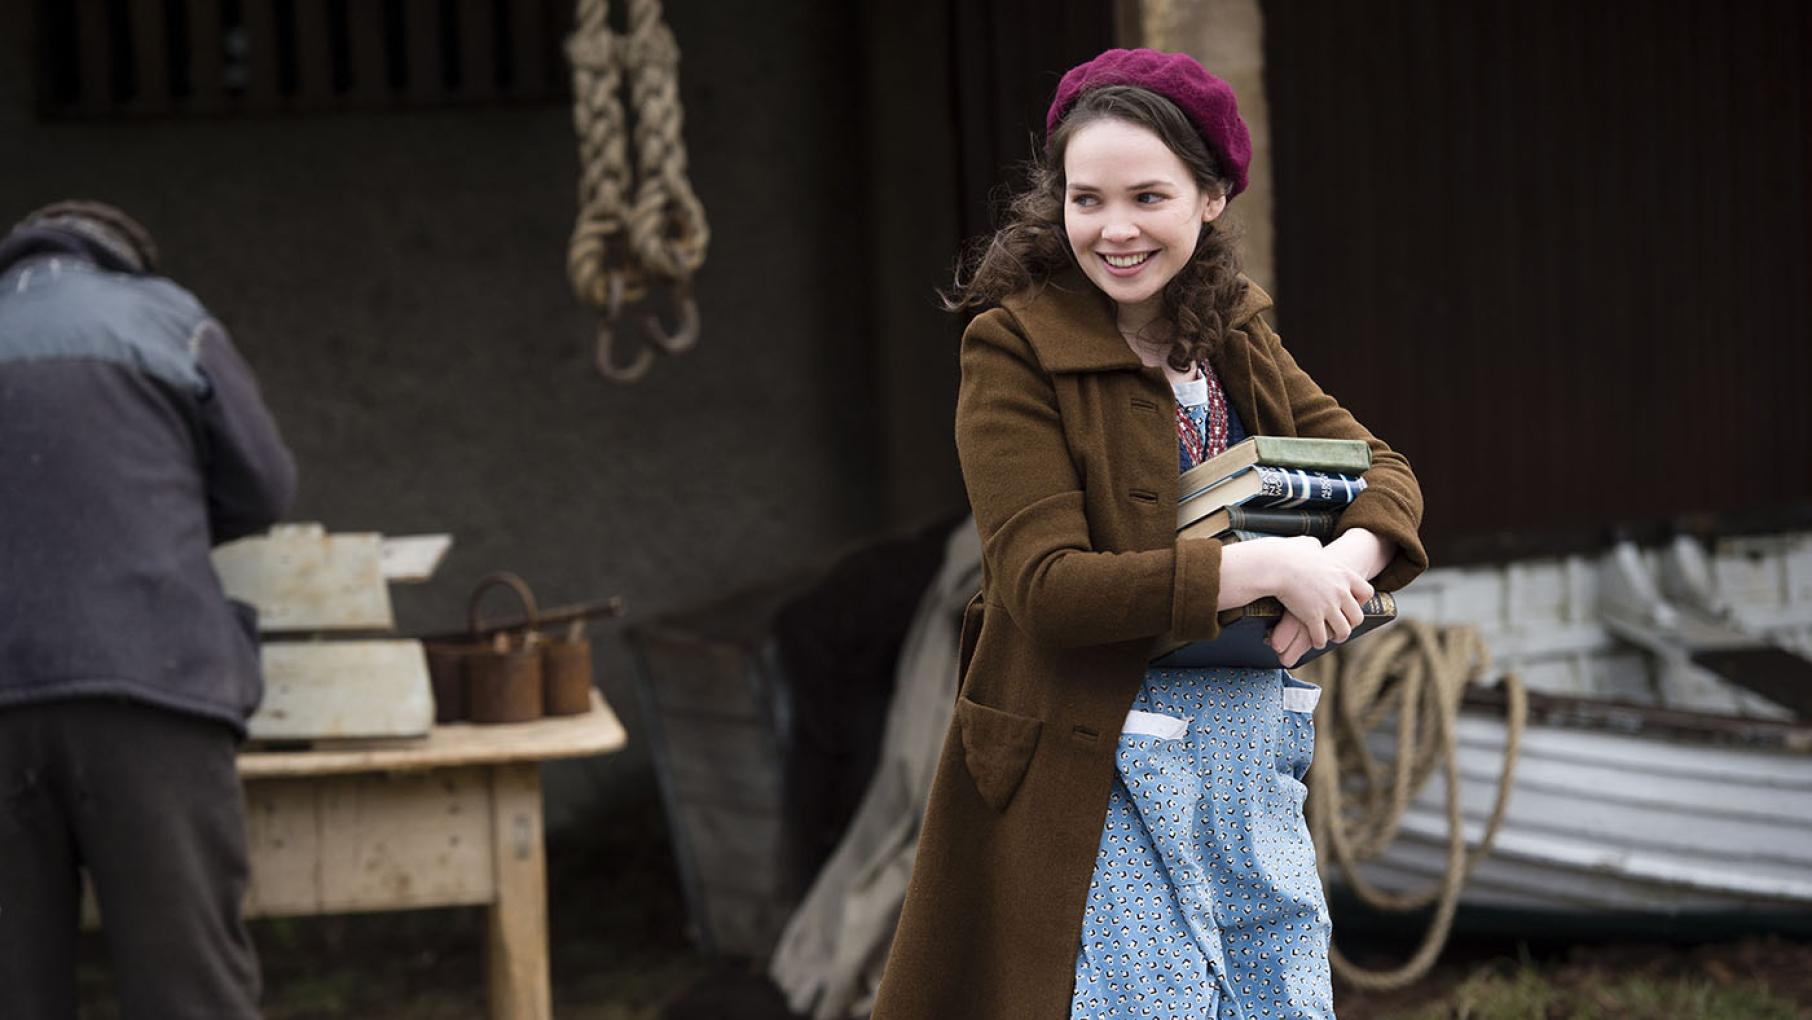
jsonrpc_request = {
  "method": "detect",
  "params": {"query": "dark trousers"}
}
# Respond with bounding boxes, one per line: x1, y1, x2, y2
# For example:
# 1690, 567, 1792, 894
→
0, 699, 262, 1019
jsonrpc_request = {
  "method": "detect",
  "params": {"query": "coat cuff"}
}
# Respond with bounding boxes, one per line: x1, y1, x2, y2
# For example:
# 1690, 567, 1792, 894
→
1336, 489, 1428, 593
1170, 537, 1224, 640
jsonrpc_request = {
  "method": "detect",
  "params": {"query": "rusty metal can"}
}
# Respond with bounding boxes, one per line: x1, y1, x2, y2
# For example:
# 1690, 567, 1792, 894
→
541, 638, 593, 716
462, 572, 544, 724
467, 640, 543, 723
424, 641, 476, 723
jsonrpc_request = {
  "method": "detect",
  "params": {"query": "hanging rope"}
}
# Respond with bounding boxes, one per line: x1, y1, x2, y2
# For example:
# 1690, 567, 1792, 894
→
623, 0, 707, 353
566, 0, 708, 383
1297, 620, 1528, 991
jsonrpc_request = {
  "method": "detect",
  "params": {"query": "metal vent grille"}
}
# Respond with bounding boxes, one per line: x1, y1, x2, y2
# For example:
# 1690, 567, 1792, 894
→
33, 0, 572, 118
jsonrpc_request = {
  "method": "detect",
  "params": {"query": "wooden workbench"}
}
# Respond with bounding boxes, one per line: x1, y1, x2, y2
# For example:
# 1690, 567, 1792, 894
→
238, 692, 626, 1019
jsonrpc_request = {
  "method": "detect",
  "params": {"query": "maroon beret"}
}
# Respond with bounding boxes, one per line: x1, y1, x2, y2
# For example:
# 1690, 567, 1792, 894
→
1046, 48, 1252, 198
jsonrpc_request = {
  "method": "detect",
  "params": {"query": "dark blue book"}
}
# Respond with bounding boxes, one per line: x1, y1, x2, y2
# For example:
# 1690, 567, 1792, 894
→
1178, 465, 1366, 530
1153, 593, 1398, 669
1177, 507, 1342, 543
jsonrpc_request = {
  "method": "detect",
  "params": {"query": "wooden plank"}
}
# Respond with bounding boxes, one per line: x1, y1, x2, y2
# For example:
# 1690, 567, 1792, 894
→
242, 778, 325, 915
242, 0, 281, 106
1462, 686, 1812, 753
212, 523, 393, 632
487, 762, 551, 1020
345, 0, 390, 104
508, 0, 548, 98
75, 0, 113, 114
247, 640, 435, 741
317, 768, 496, 912
240, 690, 625, 777
129, 0, 171, 112
455, 0, 496, 100
186, 0, 226, 111
292, 0, 335, 107
404, 0, 445, 103
380, 534, 453, 582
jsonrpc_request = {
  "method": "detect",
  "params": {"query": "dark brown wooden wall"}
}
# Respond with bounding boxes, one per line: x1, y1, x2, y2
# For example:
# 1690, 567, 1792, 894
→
1264, 0, 1811, 556
861, 1, 1116, 529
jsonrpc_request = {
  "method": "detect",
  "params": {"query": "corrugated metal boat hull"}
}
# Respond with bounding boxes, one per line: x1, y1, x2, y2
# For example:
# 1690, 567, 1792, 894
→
1347, 713, 1812, 916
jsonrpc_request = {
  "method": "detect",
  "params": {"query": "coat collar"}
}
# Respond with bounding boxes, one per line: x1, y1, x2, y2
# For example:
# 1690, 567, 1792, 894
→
1000, 267, 1275, 375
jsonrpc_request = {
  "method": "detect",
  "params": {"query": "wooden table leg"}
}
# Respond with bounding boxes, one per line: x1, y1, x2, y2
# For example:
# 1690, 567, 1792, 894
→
487, 762, 551, 1019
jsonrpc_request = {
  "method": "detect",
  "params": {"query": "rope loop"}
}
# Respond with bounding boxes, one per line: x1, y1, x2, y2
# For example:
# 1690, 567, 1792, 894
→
627, 187, 709, 280
1301, 619, 1527, 992
566, 215, 645, 309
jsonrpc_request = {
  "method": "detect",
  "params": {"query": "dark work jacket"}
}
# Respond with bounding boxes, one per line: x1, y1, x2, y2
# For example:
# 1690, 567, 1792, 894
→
0, 250, 296, 734
871, 272, 1426, 1019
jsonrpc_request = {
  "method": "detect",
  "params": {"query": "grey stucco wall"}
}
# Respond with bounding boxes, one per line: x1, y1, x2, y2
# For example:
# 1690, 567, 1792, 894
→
1, 2, 889, 829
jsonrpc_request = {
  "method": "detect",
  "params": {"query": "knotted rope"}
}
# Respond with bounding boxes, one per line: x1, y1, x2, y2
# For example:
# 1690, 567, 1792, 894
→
567, 0, 708, 383
1298, 620, 1528, 991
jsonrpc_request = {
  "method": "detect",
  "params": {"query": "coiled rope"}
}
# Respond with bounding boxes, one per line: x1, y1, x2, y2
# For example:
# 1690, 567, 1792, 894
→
1298, 620, 1528, 991
566, 0, 709, 383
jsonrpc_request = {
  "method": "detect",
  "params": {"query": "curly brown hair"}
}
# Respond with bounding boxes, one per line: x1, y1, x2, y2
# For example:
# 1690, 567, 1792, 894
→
943, 85, 1247, 372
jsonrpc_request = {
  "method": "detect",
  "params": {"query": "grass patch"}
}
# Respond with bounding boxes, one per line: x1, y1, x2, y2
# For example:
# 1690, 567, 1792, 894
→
1407, 957, 1806, 1020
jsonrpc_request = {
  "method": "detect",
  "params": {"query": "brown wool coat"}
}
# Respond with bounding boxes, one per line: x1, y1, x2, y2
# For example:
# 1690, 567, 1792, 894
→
870, 271, 1428, 1019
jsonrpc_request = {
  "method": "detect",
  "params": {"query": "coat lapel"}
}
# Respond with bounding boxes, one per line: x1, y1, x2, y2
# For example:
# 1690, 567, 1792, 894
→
999, 270, 1143, 375
1212, 279, 1278, 435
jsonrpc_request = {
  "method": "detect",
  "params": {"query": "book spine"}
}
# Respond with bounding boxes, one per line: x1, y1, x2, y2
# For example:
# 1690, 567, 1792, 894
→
1249, 437, 1372, 474
1247, 467, 1366, 510
1223, 507, 1340, 539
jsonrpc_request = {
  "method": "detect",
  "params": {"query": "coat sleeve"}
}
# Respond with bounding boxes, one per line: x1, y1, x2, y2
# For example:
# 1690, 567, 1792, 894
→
955, 310, 1224, 648
1250, 314, 1428, 592
194, 318, 298, 545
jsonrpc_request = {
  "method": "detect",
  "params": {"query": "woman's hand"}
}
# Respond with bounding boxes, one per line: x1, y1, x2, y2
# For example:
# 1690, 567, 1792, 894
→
1267, 611, 1347, 668
1265, 530, 1398, 666
1240, 536, 1372, 666
1323, 527, 1395, 584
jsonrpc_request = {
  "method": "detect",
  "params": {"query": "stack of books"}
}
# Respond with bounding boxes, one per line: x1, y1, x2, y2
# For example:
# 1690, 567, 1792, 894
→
1155, 436, 1398, 669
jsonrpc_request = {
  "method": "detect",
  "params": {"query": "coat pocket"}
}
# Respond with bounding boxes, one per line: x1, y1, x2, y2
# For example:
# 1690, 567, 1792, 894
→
954, 696, 1043, 812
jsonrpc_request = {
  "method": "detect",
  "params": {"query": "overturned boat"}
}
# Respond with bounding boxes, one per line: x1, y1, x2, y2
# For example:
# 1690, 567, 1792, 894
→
1328, 530, 1812, 938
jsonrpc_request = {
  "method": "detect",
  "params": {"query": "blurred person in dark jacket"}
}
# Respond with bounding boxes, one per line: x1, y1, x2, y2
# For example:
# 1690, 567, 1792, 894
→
0, 200, 295, 1019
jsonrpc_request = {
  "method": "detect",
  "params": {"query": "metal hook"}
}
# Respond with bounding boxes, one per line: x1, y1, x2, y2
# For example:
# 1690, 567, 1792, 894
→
594, 320, 656, 383
643, 284, 700, 355
592, 272, 656, 383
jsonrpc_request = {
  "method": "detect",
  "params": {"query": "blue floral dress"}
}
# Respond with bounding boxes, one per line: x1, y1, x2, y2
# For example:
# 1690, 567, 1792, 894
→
1069, 366, 1335, 1020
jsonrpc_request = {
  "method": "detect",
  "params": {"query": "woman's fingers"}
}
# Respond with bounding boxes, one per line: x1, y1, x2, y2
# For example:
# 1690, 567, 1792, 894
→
1327, 608, 1353, 644
1303, 612, 1328, 649
1281, 628, 1314, 668
1269, 614, 1304, 654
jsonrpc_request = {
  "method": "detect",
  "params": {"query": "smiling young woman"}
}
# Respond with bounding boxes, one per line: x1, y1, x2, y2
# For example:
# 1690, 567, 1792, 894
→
876, 49, 1427, 1020
1061, 117, 1225, 345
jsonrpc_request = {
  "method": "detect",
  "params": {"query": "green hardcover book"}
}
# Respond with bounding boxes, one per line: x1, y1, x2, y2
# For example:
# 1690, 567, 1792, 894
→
1178, 436, 1372, 504
1152, 592, 1397, 669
